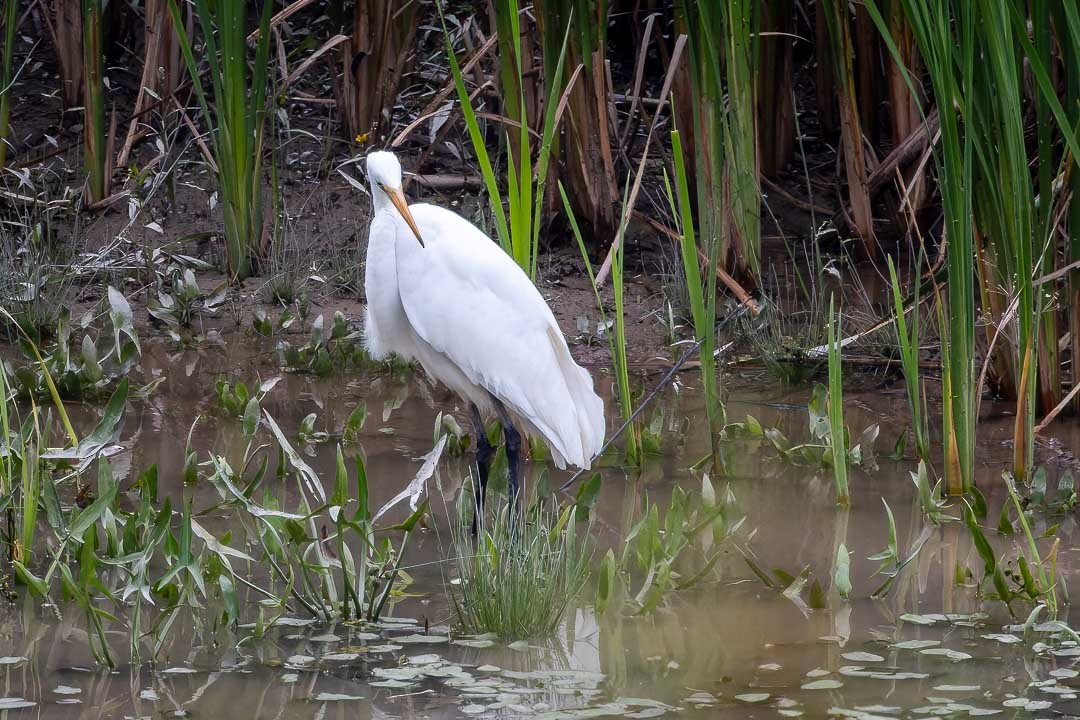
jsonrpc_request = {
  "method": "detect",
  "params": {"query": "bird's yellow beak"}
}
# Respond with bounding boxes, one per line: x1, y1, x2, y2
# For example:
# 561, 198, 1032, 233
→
385, 186, 424, 247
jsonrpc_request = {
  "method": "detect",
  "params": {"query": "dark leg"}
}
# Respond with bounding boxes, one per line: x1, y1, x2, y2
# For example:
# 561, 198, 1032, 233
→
470, 403, 494, 537
494, 400, 523, 514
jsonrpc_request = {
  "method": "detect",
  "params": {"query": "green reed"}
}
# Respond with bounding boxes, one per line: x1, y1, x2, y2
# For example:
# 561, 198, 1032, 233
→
168, 0, 272, 280
439, 0, 570, 279
887, 256, 930, 466
826, 295, 848, 505
668, 129, 725, 469
82, 0, 106, 203
970, 0, 1039, 481
871, 0, 1080, 488
867, 0, 976, 494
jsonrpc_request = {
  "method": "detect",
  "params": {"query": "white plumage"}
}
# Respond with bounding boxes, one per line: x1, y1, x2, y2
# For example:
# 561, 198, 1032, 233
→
361, 151, 605, 481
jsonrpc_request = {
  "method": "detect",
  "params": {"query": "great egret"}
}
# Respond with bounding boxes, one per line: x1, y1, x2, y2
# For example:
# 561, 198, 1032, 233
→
362, 151, 605, 527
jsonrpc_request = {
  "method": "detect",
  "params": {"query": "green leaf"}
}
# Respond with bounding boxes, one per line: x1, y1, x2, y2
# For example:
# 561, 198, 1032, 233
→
834, 543, 852, 600
574, 473, 601, 522
343, 403, 366, 441
808, 383, 829, 438
393, 498, 429, 532
68, 461, 119, 539
219, 573, 239, 626
808, 579, 826, 609
963, 500, 996, 575
353, 452, 369, 522
330, 445, 348, 509
107, 286, 140, 355
596, 549, 617, 616
242, 397, 260, 436
13, 561, 48, 595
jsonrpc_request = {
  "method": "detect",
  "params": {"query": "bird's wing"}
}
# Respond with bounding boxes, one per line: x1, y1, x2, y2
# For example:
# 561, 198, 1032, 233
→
394, 204, 604, 468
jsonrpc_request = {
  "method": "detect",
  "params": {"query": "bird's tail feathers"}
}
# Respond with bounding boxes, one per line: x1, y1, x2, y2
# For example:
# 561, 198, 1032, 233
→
546, 327, 606, 469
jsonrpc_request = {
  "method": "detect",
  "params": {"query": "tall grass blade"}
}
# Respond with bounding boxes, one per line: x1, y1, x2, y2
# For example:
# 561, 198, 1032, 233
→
887, 255, 929, 465
669, 128, 724, 469
827, 294, 848, 505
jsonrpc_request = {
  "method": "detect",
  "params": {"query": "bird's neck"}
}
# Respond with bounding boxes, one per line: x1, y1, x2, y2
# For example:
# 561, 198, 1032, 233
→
371, 185, 392, 215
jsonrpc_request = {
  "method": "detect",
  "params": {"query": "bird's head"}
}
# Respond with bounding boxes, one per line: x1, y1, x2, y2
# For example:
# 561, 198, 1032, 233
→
366, 151, 424, 247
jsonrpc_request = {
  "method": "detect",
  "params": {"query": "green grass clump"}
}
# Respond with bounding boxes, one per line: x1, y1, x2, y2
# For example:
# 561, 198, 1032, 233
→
452, 504, 591, 639
167, 0, 272, 281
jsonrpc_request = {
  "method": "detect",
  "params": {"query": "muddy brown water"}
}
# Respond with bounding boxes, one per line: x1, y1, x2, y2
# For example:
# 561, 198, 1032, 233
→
3, 337, 1080, 718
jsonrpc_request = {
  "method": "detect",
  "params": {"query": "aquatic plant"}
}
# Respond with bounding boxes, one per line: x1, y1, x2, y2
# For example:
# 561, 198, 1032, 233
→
276, 311, 371, 376
167, 0, 273, 280
147, 266, 227, 332
452, 500, 591, 639
596, 476, 741, 616
747, 383, 878, 475
7, 288, 142, 401
963, 483, 1059, 615
1, 342, 428, 666
868, 0, 1080, 492
867, 498, 933, 598
214, 375, 280, 422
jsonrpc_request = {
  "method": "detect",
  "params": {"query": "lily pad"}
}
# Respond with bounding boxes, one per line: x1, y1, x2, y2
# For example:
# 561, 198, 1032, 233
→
285, 655, 316, 666
920, 647, 973, 661
981, 633, 1021, 644
841, 652, 884, 663
900, 613, 939, 626
735, 693, 770, 703
893, 639, 940, 650
312, 693, 363, 701
396, 634, 449, 644
407, 654, 443, 665
453, 639, 497, 649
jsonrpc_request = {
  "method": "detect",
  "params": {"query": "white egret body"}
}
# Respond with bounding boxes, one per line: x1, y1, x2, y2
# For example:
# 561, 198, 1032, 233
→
362, 151, 605, 516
